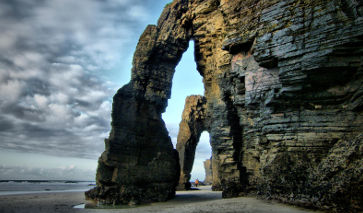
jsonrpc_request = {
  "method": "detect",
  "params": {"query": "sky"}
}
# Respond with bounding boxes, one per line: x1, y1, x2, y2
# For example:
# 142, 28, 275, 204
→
0, 0, 211, 181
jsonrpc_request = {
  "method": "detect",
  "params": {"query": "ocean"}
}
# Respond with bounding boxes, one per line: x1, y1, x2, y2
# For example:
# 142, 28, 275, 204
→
0, 180, 95, 195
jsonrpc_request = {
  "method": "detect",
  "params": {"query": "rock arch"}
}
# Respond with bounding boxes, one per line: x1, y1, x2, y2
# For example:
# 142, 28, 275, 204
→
175, 95, 211, 190
87, 0, 363, 211
85, 3, 192, 205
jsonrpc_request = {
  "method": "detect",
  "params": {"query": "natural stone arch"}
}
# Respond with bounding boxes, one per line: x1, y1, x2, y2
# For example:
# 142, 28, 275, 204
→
87, 0, 363, 211
86, 0, 243, 204
175, 95, 211, 190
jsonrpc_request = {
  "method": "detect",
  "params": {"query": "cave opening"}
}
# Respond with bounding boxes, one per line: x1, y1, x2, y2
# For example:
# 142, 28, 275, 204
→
191, 131, 212, 184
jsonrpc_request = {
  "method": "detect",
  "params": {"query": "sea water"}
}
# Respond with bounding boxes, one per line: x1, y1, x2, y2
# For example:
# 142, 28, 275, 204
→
0, 180, 95, 195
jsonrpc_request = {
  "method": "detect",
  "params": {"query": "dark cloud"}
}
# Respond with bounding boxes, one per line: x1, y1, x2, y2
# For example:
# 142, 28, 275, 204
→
0, 117, 14, 131
0, 0, 44, 20
0, 0, 170, 161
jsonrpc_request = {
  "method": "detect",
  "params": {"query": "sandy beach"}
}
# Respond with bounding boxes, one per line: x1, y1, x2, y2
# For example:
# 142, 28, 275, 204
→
0, 186, 322, 213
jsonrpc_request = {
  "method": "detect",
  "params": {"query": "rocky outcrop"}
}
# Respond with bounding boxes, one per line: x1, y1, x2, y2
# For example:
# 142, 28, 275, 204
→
85, 2, 193, 204
203, 159, 213, 185
84, 82, 180, 205
176, 95, 209, 190
89, 0, 363, 211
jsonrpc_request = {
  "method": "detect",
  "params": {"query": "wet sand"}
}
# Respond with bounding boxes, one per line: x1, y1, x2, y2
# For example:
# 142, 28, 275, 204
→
0, 186, 321, 213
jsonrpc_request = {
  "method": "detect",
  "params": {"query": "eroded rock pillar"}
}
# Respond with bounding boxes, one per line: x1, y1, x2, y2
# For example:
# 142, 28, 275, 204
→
85, 2, 192, 205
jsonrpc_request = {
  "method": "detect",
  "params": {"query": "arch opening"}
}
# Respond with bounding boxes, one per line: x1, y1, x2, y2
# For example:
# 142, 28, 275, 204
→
162, 41, 204, 148
191, 131, 212, 185
160, 40, 213, 190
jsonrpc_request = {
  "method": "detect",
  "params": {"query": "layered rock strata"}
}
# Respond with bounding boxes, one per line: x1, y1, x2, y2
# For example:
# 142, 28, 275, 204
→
89, 0, 363, 211
218, 1, 363, 211
175, 95, 209, 190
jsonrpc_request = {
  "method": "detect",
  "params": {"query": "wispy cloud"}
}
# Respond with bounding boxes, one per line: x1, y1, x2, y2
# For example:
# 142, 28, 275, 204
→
0, 0, 169, 160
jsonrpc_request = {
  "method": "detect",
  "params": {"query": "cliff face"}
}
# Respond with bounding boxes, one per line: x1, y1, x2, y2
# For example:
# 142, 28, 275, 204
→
88, 0, 363, 211
217, 1, 363, 211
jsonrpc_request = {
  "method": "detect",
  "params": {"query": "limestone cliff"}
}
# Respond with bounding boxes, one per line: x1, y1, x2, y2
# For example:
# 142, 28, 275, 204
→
88, 0, 363, 211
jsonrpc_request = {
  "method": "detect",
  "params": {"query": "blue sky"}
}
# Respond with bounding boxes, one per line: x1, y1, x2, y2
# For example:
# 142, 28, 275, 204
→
163, 41, 211, 181
0, 0, 211, 181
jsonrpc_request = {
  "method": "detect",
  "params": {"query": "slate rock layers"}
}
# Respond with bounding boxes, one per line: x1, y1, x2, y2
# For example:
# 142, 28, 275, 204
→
175, 95, 209, 190
88, 0, 363, 211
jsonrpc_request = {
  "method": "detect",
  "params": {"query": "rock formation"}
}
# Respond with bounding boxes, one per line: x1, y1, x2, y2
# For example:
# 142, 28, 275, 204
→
203, 159, 213, 185
88, 0, 363, 211
84, 2, 193, 204
175, 95, 209, 190
84, 82, 180, 205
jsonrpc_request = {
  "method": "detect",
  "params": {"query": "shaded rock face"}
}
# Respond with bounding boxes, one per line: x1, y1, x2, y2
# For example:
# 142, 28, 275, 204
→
88, 0, 363, 211
85, 83, 180, 205
203, 159, 213, 185
85, 2, 193, 204
175, 95, 209, 190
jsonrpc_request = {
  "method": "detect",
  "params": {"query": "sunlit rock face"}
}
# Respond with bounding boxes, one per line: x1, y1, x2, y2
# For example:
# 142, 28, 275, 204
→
175, 95, 209, 190
203, 159, 213, 185
87, 0, 363, 211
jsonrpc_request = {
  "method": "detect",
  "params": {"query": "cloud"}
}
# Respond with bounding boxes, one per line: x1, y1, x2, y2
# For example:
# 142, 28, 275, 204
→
127, 5, 151, 21
165, 122, 180, 147
0, 79, 24, 103
0, 0, 170, 161
34, 94, 48, 109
